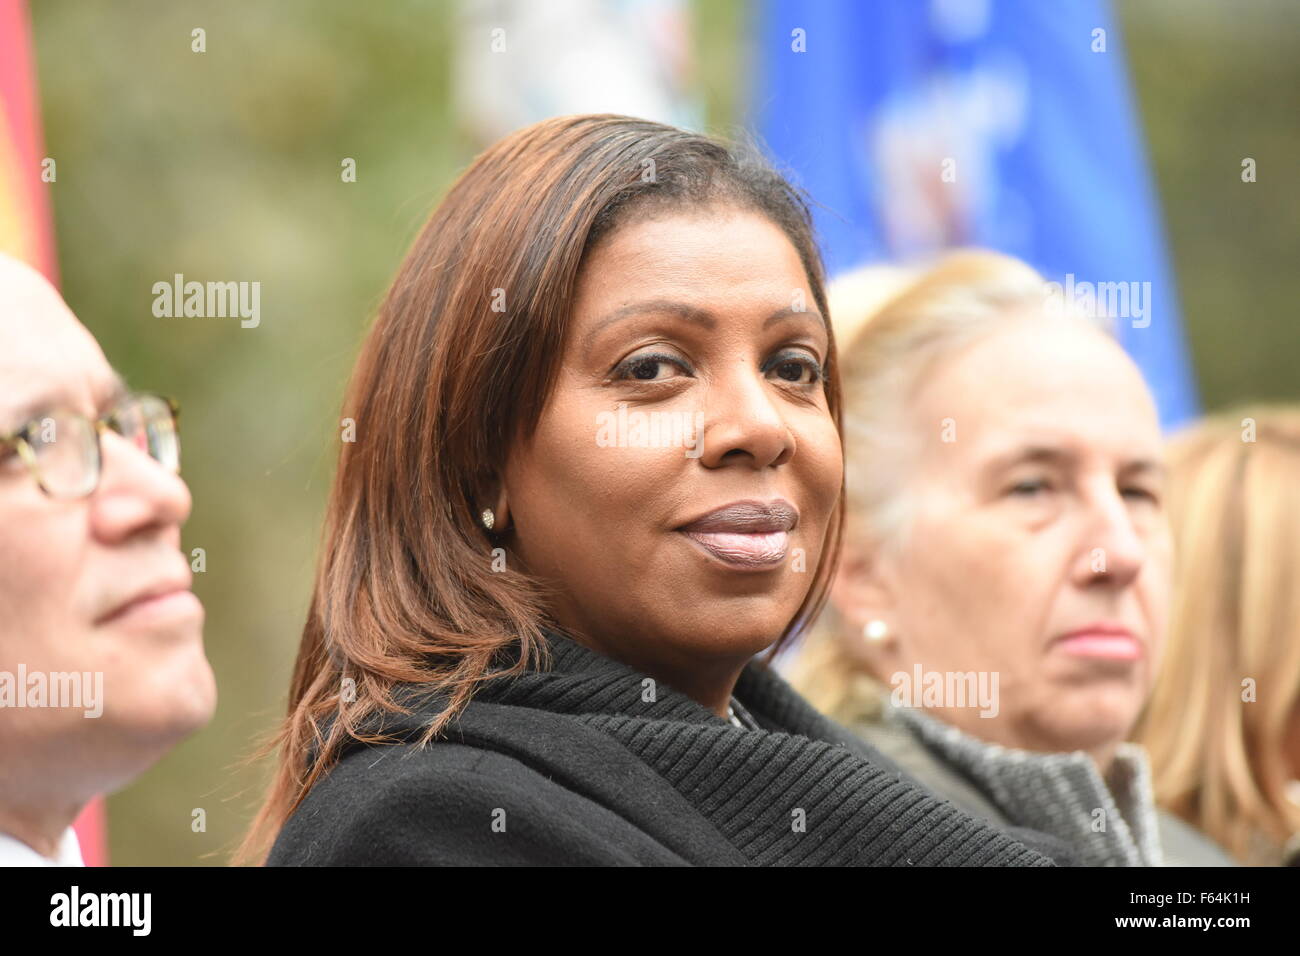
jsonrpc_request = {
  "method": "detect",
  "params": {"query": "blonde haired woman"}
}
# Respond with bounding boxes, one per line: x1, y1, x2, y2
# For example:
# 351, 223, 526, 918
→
1134, 408, 1300, 865
793, 249, 1234, 866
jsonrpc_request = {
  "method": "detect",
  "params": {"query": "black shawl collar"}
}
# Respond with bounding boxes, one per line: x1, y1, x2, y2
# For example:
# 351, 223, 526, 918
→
432, 627, 1054, 867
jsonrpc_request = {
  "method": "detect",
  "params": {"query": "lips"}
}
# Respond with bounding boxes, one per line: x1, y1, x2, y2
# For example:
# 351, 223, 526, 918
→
96, 575, 198, 627
1052, 623, 1142, 660
676, 499, 798, 571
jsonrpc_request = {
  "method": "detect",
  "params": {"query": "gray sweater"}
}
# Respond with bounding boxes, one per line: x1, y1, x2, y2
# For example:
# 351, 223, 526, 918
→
851, 697, 1235, 866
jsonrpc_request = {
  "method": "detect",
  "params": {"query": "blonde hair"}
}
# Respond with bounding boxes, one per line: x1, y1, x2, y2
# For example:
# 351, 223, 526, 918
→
1133, 407, 1300, 865
792, 249, 1111, 719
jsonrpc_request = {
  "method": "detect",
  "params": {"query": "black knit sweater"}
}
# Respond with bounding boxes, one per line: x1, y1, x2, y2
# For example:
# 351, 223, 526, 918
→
268, 629, 1058, 866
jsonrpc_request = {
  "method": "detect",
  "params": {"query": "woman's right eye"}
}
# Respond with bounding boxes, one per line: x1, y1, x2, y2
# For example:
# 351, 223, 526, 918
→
613, 352, 691, 382
1007, 478, 1051, 497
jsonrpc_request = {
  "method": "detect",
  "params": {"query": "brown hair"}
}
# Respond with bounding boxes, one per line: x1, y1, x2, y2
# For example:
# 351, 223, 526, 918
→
1134, 407, 1300, 864
237, 114, 844, 863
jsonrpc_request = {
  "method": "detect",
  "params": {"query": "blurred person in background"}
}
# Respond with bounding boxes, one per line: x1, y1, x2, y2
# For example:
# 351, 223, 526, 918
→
241, 116, 1068, 867
1134, 408, 1300, 866
791, 249, 1234, 866
0, 254, 216, 866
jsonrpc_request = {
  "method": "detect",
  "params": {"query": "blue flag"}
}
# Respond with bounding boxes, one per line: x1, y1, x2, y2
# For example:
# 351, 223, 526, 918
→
751, 0, 1198, 429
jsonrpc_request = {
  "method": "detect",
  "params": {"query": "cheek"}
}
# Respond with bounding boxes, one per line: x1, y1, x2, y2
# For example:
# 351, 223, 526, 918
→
896, 515, 1047, 660
1138, 535, 1174, 669
907, 516, 1002, 605
510, 402, 679, 565
789, 413, 842, 531
804, 416, 843, 497
1147, 529, 1174, 606
0, 508, 85, 658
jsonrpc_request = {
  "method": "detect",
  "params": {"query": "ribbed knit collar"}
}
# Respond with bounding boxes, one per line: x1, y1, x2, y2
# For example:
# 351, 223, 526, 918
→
889, 703, 1163, 866
464, 628, 1051, 867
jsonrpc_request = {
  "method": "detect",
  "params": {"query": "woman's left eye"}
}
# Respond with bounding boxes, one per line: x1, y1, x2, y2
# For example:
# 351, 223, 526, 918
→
1122, 486, 1160, 505
763, 352, 823, 386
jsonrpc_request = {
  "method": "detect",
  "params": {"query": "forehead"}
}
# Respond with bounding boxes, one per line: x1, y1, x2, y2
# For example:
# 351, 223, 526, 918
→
915, 317, 1163, 461
576, 209, 810, 307
0, 260, 113, 426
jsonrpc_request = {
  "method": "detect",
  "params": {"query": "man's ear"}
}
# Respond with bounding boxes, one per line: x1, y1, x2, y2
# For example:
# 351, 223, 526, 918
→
829, 532, 900, 670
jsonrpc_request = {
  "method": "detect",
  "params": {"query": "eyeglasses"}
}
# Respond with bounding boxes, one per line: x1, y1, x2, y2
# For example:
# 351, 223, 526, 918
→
0, 393, 181, 499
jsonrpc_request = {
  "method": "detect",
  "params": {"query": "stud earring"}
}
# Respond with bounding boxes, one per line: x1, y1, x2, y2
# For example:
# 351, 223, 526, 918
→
863, 619, 889, 643
480, 508, 495, 531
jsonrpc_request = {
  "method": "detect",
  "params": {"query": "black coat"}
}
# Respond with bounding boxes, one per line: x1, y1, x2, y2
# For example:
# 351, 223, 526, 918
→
268, 629, 1072, 866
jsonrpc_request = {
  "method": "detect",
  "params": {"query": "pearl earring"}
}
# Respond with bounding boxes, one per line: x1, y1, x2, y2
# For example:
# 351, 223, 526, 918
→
480, 508, 495, 531
863, 619, 889, 643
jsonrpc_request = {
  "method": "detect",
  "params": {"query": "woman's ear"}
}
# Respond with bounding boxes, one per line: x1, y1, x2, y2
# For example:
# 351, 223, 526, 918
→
830, 533, 901, 671
474, 478, 511, 535
492, 486, 510, 534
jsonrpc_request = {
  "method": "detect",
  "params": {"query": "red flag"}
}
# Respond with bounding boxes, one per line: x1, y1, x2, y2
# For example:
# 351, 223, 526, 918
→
0, 0, 107, 866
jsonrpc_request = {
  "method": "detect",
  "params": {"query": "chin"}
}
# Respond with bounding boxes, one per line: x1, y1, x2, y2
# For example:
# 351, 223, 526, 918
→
1035, 690, 1142, 754
682, 607, 789, 658
110, 654, 218, 745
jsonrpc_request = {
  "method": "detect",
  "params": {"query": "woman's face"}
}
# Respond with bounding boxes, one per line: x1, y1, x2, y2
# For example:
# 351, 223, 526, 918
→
839, 315, 1171, 757
502, 207, 841, 688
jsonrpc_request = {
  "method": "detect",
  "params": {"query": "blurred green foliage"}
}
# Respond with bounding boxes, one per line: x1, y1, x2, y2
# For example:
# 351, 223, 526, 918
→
1119, 0, 1300, 410
30, 0, 1297, 864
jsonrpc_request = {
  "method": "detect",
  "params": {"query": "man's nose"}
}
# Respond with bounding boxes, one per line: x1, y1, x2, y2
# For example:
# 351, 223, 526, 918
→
89, 429, 192, 543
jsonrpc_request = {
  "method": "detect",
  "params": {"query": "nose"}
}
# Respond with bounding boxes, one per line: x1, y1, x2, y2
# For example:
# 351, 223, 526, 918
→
1071, 481, 1145, 589
89, 428, 192, 544
693, 361, 796, 470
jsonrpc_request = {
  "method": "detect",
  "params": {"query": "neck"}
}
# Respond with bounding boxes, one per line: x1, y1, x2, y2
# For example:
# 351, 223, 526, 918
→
911, 704, 1124, 775
561, 629, 744, 720
1091, 741, 1120, 778
0, 798, 81, 859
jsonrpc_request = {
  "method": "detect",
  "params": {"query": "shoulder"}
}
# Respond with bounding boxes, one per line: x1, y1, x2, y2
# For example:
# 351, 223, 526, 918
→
267, 735, 686, 866
851, 712, 1011, 826
1156, 810, 1238, 867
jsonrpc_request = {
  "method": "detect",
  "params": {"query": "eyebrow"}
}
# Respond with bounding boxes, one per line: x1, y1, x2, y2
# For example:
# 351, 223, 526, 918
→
984, 444, 1166, 480
1, 370, 129, 432
1120, 458, 1167, 481
580, 299, 827, 354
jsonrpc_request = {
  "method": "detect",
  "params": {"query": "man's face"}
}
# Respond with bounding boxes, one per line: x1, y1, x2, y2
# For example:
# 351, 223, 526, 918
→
0, 256, 215, 802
